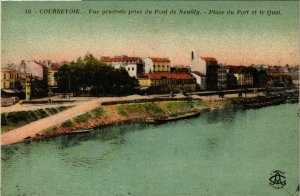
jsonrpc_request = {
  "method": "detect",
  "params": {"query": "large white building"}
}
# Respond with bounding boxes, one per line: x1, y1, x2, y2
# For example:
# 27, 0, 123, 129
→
190, 51, 207, 75
191, 71, 206, 90
100, 55, 144, 78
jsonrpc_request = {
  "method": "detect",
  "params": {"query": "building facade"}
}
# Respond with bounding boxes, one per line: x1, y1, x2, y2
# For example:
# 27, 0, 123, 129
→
217, 68, 228, 89
202, 57, 220, 90
266, 67, 290, 86
47, 63, 59, 93
1, 67, 21, 89
191, 71, 206, 90
138, 73, 196, 93
190, 52, 220, 90
143, 57, 171, 73
190, 52, 206, 75
234, 73, 253, 86
100, 55, 144, 77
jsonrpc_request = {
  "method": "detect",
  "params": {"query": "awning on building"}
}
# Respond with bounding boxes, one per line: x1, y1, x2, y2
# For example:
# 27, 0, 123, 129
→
140, 87, 149, 90
2, 89, 16, 94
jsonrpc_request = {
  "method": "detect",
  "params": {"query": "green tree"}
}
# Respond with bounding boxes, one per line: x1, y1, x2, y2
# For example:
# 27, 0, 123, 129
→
57, 53, 139, 96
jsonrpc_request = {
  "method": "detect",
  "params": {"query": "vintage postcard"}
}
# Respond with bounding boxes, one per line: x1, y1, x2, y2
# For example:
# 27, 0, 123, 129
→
1, 0, 299, 195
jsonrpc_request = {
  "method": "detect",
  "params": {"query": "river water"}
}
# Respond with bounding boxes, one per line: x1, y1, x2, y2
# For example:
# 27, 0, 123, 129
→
1, 103, 299, 196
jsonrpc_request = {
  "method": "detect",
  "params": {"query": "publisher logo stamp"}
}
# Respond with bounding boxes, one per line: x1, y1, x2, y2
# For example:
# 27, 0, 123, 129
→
269, 170, 286, 189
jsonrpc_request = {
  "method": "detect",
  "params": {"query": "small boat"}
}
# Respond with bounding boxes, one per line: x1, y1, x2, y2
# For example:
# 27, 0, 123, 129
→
66, 129, 91, 135
153, 109, 204, 124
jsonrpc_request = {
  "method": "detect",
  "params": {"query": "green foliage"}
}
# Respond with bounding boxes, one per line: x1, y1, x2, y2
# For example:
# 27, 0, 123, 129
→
35, 109, 49, 118
164, 101, 194, 114
45, 107, 59, 115
91, 106, 105, 118
57, 54, 139, 96
117, 106, 128, 116
117, 103, 165, 117
1, 113, 8, 126
44, 127, 56, 135
57, 106, 68, 111
74, 113, 91, 123
1, 106, 71, 133
5, 111, 38, 124
119, 104, 145, 116
1, 110, 39, 133
192, 100, 204, 107
62, 120, 73, 128
143, 103, 165, 117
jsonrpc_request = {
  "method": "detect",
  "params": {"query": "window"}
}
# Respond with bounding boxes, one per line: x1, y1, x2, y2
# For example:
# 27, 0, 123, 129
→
132, 67, 134, 71
4, 74, 6, 80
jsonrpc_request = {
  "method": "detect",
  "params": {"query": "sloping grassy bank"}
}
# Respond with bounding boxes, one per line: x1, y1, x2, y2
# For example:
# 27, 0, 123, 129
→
1, 106, 72, 133
5, 96, 286, 141
42, 99, 209, 137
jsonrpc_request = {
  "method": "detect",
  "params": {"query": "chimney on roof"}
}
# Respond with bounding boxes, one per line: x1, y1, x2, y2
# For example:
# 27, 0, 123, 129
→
191, 51, 194, 61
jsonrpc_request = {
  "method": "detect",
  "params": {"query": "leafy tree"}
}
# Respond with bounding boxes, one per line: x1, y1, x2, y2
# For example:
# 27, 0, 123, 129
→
57, 54, 139, 96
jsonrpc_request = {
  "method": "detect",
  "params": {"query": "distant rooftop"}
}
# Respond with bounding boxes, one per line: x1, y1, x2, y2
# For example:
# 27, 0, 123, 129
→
149, 57, 170, 63
100, 56, 141, 62
201, 57, 217, 62
141, 73, 193, 80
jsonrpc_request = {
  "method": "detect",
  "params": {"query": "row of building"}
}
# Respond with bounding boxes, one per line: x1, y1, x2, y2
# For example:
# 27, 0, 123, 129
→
1, 60, 59, 99
100, 52, 296, 93
1, 52, 298, 99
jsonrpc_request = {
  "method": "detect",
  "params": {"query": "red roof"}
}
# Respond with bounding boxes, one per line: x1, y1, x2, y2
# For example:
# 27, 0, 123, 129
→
201, 57, 217, 62
192, 71, 205, 77
100, 56, 141, 62
150, 57, 170, 63
172, 67, 190, 73
142, 73, 193, 80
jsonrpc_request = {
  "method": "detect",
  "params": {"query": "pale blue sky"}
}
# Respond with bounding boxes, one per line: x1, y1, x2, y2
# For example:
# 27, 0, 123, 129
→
2, 1, 299, 66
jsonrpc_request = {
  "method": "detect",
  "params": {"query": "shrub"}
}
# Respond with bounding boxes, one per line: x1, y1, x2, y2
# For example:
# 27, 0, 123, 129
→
62, 120, 73, 128
6, 111, 33, 124
1, 114, 8, 126
74, 113, 91, 123
117, 106, 127, 116
44, 127, 56, 135
57, 106, 67, 111
45, 108, 59, 115
92, 106, 105, 118
35, 109, 49, 118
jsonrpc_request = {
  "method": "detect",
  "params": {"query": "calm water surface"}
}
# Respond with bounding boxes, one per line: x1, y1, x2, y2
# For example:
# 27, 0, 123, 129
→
1, 103, 299, 196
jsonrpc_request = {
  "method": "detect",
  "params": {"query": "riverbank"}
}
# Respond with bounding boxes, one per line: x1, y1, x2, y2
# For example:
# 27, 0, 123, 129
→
35, 96, 291, 139
1, 95, 297, 145
41, 99, 210, 138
